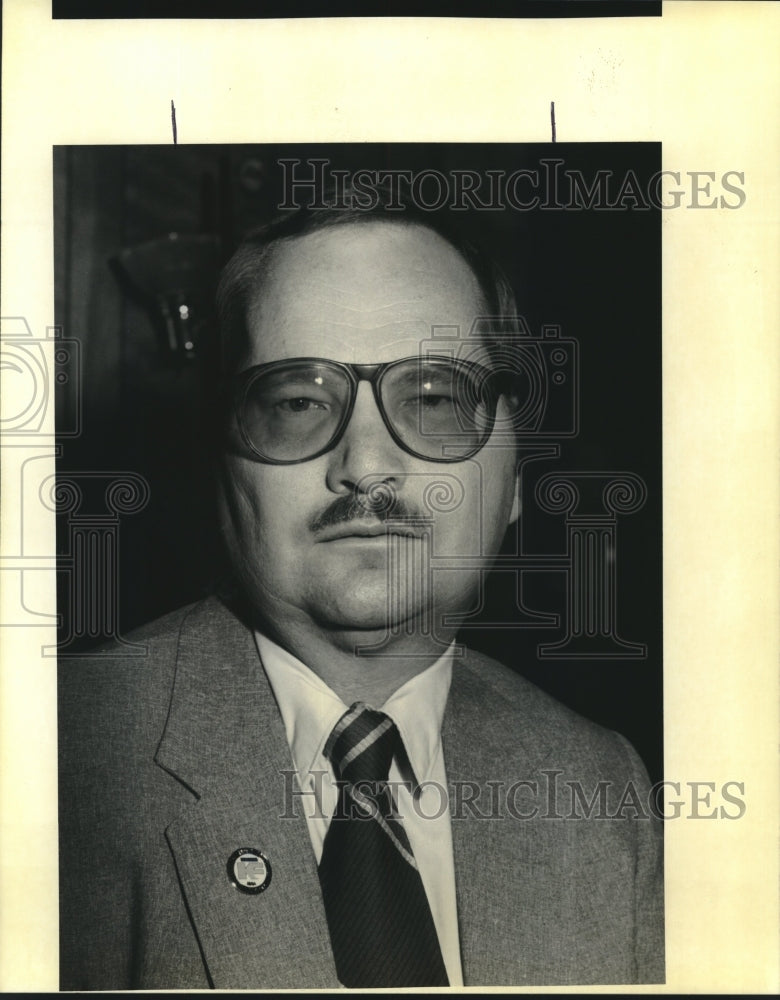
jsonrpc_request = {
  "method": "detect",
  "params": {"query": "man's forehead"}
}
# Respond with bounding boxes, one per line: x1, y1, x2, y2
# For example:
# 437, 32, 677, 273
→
243, 221, 488, 365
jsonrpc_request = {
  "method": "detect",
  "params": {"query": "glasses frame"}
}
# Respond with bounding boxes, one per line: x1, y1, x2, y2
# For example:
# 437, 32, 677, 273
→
229, 354, 507, 465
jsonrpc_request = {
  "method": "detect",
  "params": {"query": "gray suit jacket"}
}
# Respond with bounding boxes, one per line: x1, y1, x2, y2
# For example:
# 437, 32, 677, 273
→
58, 596, 664, 989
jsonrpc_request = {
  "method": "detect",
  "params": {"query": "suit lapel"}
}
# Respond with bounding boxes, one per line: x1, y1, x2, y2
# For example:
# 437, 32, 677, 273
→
155, 599, 339, 989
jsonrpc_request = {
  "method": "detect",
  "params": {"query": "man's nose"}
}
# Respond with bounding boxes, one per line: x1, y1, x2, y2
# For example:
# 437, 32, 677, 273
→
324, 381, 409, 495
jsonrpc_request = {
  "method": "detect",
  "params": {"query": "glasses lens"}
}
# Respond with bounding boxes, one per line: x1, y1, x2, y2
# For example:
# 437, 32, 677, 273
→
239, 362, 351, 462
380, 358, 495, 460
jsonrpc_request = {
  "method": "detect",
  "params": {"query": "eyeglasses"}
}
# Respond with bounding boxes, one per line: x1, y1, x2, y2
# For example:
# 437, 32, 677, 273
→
227, 355, 516, 464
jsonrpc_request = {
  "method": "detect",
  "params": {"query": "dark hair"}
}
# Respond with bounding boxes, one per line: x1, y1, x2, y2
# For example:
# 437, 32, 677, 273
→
215, 181, 522, 377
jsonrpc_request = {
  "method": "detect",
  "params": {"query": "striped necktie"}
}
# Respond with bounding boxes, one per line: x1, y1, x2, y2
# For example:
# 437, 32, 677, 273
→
317, 702, 449, 987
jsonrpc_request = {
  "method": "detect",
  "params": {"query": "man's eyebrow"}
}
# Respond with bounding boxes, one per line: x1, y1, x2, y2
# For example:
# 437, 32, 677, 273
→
255, 362, 335, 383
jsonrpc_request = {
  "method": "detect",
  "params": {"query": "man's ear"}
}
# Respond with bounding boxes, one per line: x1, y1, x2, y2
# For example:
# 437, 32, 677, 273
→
508, 468, 521, 525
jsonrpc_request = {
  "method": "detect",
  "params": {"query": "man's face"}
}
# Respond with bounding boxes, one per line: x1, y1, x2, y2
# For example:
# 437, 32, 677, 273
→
218, 221, 520, 643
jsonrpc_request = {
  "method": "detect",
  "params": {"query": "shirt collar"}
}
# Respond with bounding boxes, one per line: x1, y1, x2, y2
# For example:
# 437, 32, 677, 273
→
254, 631, 454, 786
381, 649, 453, 786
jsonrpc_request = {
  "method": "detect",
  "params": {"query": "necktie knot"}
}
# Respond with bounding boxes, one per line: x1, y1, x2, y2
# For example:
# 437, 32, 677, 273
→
325, 702, 398, 786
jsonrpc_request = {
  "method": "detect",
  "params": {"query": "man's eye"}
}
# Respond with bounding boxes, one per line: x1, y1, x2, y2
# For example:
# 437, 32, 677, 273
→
403, 393, 456, 409
276, 397, 328, 413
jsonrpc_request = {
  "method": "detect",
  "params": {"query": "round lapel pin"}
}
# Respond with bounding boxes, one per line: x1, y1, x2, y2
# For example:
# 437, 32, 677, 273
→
227, 847, 272, 895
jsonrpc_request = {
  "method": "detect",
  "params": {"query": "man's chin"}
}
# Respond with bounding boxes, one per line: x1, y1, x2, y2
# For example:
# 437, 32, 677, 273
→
303, 581, 424, 636
312, 599, 412, 636
302, 558, 465, 637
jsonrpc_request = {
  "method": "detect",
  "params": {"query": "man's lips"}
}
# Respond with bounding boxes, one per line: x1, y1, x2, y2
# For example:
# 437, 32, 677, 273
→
314, 520, 424, 542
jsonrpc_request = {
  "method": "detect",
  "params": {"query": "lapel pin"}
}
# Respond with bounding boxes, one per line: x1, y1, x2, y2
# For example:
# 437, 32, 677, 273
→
227, 847, 272, 895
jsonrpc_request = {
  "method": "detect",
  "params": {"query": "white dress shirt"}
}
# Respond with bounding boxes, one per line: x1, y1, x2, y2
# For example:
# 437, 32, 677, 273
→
254, 631, 463, 986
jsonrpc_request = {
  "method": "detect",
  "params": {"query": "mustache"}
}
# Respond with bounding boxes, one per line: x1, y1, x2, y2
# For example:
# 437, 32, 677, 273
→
309, 488, 424, 534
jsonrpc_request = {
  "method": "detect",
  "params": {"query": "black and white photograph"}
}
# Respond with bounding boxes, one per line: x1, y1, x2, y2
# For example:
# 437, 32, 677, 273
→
53, 143, 664, 988
0, 3, 777, 994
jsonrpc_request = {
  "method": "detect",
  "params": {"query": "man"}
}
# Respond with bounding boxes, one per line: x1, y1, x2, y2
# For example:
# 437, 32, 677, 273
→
58, 193, 664, 989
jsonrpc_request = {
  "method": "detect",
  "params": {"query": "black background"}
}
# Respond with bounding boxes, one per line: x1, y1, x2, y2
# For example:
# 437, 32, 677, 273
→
54, 143, 662, 782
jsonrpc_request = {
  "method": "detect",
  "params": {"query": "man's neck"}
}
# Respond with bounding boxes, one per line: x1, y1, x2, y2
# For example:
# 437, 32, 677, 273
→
256, 616, 457, 707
